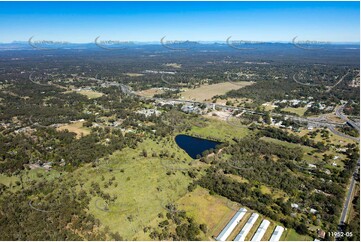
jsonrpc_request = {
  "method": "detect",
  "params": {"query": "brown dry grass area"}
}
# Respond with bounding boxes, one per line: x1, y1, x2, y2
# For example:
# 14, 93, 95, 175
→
206, 111, 231, 121
77, 90, 103, 99
180, 82, 254, 102
124, 73, 144, 77
176, 186, 239, 240
56, 121, 91, 138
136, 88, 164, 98
164, 63, 182, 68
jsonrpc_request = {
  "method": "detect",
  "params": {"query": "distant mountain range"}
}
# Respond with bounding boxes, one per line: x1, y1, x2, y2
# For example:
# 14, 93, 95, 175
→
0, 41, 359, 50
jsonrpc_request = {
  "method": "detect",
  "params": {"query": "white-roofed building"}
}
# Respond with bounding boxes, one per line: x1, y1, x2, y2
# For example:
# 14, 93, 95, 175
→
269, 226, 284, 241
234, 213, 259, 241
291, 203, 299, 209
251, 219, 270, 241
216, 208, 247, 241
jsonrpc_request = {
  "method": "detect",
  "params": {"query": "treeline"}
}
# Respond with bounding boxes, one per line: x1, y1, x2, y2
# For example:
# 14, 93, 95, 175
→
0, 179, 112, 240
0, 126, 139, 174
257, 126, 327, 151
196, 136, 354, 238
147, 204, 206, 241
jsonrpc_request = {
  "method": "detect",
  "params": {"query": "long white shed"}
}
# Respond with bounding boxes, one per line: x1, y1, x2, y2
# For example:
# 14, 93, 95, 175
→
234, 213, 259, 241
251, 219, 270, 241
269, 226, 284, 241
216, 208, 248, 241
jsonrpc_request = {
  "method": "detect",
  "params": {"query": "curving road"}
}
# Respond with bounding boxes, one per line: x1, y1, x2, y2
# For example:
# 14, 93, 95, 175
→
292, 73, 319, 87
336, 104, 359, 226
335, 105, 360, 132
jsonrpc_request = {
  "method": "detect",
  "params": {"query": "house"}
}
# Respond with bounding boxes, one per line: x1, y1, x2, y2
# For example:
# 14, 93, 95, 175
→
310, 208, 318, 214
308, 164, 317, 169
136, 109, 161, 117
291, 203, 299, 209
317, 229, 326, 239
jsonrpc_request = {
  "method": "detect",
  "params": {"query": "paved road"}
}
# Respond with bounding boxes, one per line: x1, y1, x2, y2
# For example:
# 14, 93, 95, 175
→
336, 104, 359, 226
327, 72, 350, 92
292, 73, 318, 87
335, 105, 360, 132
292, 71, 349, 91
328, 125, 359, 142
154, 97, 343, 127
339, 166, 357, 224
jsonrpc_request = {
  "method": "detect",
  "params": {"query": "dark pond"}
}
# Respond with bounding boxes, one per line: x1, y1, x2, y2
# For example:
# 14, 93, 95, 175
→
175, 134, 221, 159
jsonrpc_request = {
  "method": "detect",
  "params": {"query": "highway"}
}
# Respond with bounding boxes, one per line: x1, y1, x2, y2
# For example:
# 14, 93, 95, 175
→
154, 96, 360, 227
327, 125, 359, 142
336, 104, 359, 226
335, 105, 360, 132
154, 97, 346, 127
339, 164, 358, 224
88, 78, 361, 231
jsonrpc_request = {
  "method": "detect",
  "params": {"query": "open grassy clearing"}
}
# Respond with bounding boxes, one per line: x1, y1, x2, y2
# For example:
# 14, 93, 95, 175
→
163, 63, 182, 68
262, 102, 277, 112
259, 184, 289, 200
282, 107, 307, 116
180, 81, 253, 102
281, 228, 313, 241
0, 174, 19, 188
260, 136, 345, 169
214, 97, 254, 107
297, 128, 357, 145
225, 174, 249, 184
260, 136, 314, 152
176, 186, 236, 240
77, 90, 104, 99
124, 73, 144, 77
260, 136, 316, 163
71, 138, 194, 240
56, 121, 91, 138
187, 118, 249, 142
136, 88, 164, 98
174, 186, 306, 241
0, 168, 64, 193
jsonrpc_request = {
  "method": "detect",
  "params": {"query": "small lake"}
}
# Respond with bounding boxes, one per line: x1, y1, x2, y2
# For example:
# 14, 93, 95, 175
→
175, 134, 221, 159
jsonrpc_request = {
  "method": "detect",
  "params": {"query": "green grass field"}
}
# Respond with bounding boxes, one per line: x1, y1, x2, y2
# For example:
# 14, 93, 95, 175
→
282, 107, 307, 116
0, 168, 64, 193
176, 186, 238, 240
260, 136, 314, 152
281, 228, 313, 241
71, 138, 195, 240
188, 118, 249, 142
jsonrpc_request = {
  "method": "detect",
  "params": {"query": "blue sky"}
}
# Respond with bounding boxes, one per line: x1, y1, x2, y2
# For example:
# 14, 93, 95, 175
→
0, 1, 359, 43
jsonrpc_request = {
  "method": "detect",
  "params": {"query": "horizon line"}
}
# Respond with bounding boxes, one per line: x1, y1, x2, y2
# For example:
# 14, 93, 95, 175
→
1, 40, 360, 45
